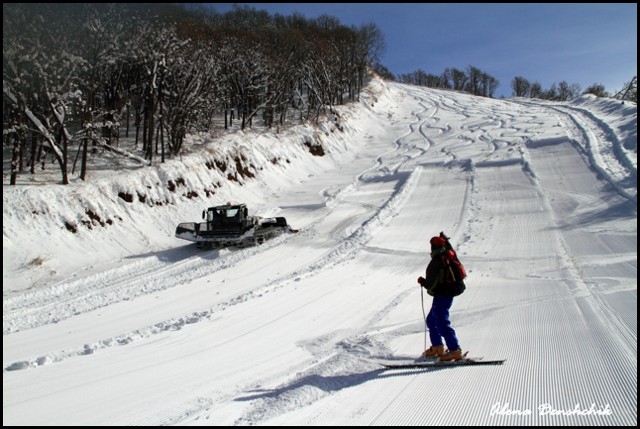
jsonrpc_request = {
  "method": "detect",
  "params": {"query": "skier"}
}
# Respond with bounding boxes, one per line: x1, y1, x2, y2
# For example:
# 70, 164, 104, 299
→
417, 234, 466, 361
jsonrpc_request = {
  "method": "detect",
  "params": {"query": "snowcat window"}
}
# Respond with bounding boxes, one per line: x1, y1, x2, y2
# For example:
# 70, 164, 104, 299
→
206, 209, 224, 222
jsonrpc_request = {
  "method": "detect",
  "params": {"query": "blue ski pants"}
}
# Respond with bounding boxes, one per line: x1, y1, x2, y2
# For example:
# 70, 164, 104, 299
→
426, 296, 460, 350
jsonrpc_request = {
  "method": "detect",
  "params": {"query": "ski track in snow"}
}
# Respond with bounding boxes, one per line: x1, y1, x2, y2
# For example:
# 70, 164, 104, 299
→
232, 87, 636, 426
515, 100, 636, 202
226, 87, 636, 425
3, 80, 637, 426
3, 129, 424, 370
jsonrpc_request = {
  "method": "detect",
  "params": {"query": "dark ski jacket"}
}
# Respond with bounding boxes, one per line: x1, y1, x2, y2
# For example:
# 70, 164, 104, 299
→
420, 247, 466, 297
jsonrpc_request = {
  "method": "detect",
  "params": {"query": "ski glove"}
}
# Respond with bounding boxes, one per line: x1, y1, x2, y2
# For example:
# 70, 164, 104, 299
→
417, 276, 425, 286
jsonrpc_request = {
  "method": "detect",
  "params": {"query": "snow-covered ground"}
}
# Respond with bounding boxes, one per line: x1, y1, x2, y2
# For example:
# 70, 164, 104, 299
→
3, 76, 637, 425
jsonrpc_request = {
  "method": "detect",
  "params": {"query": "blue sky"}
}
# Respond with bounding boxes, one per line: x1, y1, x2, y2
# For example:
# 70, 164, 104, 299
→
210, 3, 637, 98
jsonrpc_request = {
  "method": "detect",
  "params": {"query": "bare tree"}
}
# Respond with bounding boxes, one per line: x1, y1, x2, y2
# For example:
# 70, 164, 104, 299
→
613, 76, 637, 102
353, 23, 385, 96
511, 76, 531, 97
583, 83, 608, 97
3, 4, 89, 184
529, 82, 543, 99
480, 72, 499, 97
557, 80, 581, 101
4, 3, 388, 184
466, 66, 482, 96
544, 83, 558, 100
449, 68, 468, 92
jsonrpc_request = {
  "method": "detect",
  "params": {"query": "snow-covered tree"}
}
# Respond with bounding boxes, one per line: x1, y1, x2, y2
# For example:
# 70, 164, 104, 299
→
4, 3, 384, 183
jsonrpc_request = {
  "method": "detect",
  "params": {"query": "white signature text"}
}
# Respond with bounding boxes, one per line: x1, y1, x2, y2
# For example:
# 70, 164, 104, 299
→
490, 402, 613, 417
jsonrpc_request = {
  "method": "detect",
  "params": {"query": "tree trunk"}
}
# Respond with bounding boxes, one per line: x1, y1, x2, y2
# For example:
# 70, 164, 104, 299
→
134, 106, 141, 148
80, 137, 88, 180
160, 123, 165, 163
146, 93, 154, 163
61, 130, 69, 185
30, 133, 37, 174
125, 104, 130, 138
10, 137, 19, 185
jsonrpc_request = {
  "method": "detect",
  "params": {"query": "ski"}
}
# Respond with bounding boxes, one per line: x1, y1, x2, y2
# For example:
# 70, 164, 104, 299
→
380, 357, 505, 369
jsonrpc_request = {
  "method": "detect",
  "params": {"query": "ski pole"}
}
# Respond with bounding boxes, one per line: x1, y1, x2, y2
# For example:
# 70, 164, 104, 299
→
420, 284, 427, 353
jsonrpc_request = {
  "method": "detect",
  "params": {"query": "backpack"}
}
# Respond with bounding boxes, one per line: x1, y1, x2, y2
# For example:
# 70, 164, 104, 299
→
441, 249, 466, 285
440, 234, 466, 296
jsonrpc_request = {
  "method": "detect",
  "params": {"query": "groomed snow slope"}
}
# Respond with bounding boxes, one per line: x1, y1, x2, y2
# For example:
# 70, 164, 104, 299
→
3, 76, 637, 426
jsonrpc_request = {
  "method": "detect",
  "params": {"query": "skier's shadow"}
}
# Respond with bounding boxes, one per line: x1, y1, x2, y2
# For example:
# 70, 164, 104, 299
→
234, 366, 450, 402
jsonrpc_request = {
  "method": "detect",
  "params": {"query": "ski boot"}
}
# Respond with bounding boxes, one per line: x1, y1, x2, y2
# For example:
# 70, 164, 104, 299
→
439, 348, 464, 361
421, 345, 445, 358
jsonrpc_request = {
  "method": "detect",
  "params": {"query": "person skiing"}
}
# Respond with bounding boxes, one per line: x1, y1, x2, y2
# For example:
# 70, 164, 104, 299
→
417, 233, 466, 361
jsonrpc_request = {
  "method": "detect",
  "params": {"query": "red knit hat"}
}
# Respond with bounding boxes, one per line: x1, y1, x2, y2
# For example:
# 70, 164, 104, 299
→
430, 236, 446, 247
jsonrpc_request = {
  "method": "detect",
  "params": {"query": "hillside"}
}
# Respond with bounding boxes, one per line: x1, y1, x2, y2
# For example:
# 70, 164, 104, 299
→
3, 76, 637, 425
